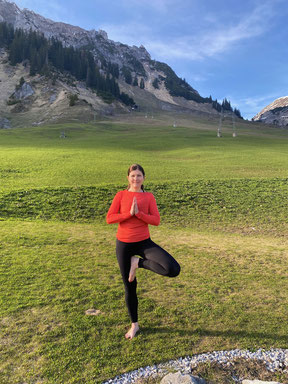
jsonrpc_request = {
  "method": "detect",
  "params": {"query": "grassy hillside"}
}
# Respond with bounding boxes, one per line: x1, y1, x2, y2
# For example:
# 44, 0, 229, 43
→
0, 116, 288, 383
0, 116, 288, 193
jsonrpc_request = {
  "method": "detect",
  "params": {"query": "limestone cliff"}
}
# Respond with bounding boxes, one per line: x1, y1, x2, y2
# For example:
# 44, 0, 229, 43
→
0, 0, 225, 126
252, 96, 288, 127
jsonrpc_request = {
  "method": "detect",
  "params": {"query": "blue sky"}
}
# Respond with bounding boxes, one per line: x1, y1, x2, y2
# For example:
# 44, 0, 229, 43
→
10, 0, 288, 119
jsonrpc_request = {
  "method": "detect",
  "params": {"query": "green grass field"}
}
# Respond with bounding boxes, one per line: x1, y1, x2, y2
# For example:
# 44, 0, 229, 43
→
1, 115, 288, 383
1, 116, 288, 193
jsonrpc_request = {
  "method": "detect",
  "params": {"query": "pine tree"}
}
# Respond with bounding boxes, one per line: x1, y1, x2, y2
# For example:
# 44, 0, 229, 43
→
222, 98, 232, 112
86, 66, 93, 87
233, 107, 243, 119
152, 78, 160, 89
125, 71, 132, 84
108, 62, 119, 78
29, 46, 38, 76
212, 99, 222, 112
9, 31, 24, 65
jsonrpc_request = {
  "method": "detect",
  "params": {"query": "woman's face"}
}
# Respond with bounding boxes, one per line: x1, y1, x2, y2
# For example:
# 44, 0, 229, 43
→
127, 170, 145, 191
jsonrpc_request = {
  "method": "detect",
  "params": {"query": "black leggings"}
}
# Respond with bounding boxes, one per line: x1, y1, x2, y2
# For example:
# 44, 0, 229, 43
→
116, 237, 180, 323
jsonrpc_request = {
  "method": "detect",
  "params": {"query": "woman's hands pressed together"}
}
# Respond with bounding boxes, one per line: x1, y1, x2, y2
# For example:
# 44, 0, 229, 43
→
130, 196, 139, 216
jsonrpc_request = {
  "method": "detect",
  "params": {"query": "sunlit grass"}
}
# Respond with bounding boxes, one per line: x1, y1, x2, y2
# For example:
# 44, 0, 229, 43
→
1, 118, 288, 383
0, 120, 288, 193
1, 221, 288, 383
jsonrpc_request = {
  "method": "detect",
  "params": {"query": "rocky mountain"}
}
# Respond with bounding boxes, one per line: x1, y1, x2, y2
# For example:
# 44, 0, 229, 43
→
0, 0, 151, 66
252, 96, 288, 127
0, 0, 239, 127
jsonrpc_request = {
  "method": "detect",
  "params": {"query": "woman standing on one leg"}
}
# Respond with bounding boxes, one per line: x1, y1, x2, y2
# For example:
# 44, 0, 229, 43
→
106, 164, 180, 339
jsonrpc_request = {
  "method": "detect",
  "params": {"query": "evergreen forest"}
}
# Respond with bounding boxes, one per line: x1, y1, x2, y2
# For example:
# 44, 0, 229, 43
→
0, 21, 242, 116
0, 22, 135, 106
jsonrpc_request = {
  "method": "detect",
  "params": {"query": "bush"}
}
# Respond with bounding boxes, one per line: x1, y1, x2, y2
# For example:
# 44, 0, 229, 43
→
6, 98, 19, 105
68, 94, 78, 106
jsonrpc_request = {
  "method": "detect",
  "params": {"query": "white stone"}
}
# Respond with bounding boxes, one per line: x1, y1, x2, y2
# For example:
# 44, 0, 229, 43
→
242, 380, 282, 384
85, 308, 102, 316
160, 372, 207, 384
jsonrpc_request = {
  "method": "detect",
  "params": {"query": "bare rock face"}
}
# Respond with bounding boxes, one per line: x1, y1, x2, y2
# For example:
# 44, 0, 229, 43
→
0, 117, 10, 128
13, 82, 34, 100
0, 0, 151, 71
252, 96, 288, 127
0, 0, 222, 121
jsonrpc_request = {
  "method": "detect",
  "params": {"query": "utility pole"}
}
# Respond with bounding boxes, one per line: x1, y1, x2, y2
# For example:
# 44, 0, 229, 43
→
232, 113, 237, 137
217, 108, 223, 137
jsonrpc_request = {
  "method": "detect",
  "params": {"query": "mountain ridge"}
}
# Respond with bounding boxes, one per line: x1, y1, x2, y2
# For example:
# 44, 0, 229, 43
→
0, 0, 158, 77
0, 0, 241, 127
252, 96, 288, 126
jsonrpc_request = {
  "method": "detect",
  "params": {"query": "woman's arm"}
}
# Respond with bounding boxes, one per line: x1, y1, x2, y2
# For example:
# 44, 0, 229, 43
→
106, 192, 131, 224
135, 194, 160, 226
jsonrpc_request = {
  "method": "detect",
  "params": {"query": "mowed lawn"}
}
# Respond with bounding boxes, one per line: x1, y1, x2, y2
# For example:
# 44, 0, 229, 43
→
0, 117, 288, 383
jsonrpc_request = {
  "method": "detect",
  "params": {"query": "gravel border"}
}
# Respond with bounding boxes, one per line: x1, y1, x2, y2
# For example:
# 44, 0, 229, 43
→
102, 349, 288, 383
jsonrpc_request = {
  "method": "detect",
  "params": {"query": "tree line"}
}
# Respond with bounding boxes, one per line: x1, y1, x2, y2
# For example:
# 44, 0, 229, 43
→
151, 60, 242, 117
0, 21, 243, 116
0, 22, 135, 106
212, 98, 242, 118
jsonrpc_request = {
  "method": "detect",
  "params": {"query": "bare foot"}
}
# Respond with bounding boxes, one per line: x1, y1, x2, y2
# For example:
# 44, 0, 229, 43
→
125, 322, 140, 339
128, 256, 139, 282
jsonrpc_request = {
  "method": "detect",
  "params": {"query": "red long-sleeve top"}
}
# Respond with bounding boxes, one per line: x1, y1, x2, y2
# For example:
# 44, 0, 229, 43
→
106, 190, 160, 242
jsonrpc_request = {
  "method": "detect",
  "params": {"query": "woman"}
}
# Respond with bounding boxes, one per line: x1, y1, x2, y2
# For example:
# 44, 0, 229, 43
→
106, 164, 180, 339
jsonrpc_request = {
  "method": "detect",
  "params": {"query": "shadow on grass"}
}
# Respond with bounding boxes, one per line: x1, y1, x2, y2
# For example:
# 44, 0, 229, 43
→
141, 326, 288, 343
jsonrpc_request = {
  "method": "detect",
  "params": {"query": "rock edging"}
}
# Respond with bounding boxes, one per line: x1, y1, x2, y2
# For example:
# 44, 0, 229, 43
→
160, 372, 283, 384
102, 349, 288, 383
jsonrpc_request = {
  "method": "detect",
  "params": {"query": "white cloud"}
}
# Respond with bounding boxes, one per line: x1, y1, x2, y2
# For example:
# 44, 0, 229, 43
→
227, 93, 283, 120
148, 2, 276, 61
242, 94, 280, 112
11, 0, 277, 61
102, 1, 277, 62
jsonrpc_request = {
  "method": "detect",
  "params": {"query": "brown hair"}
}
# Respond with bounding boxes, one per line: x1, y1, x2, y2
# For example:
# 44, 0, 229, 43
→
127, 163, 145, 191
